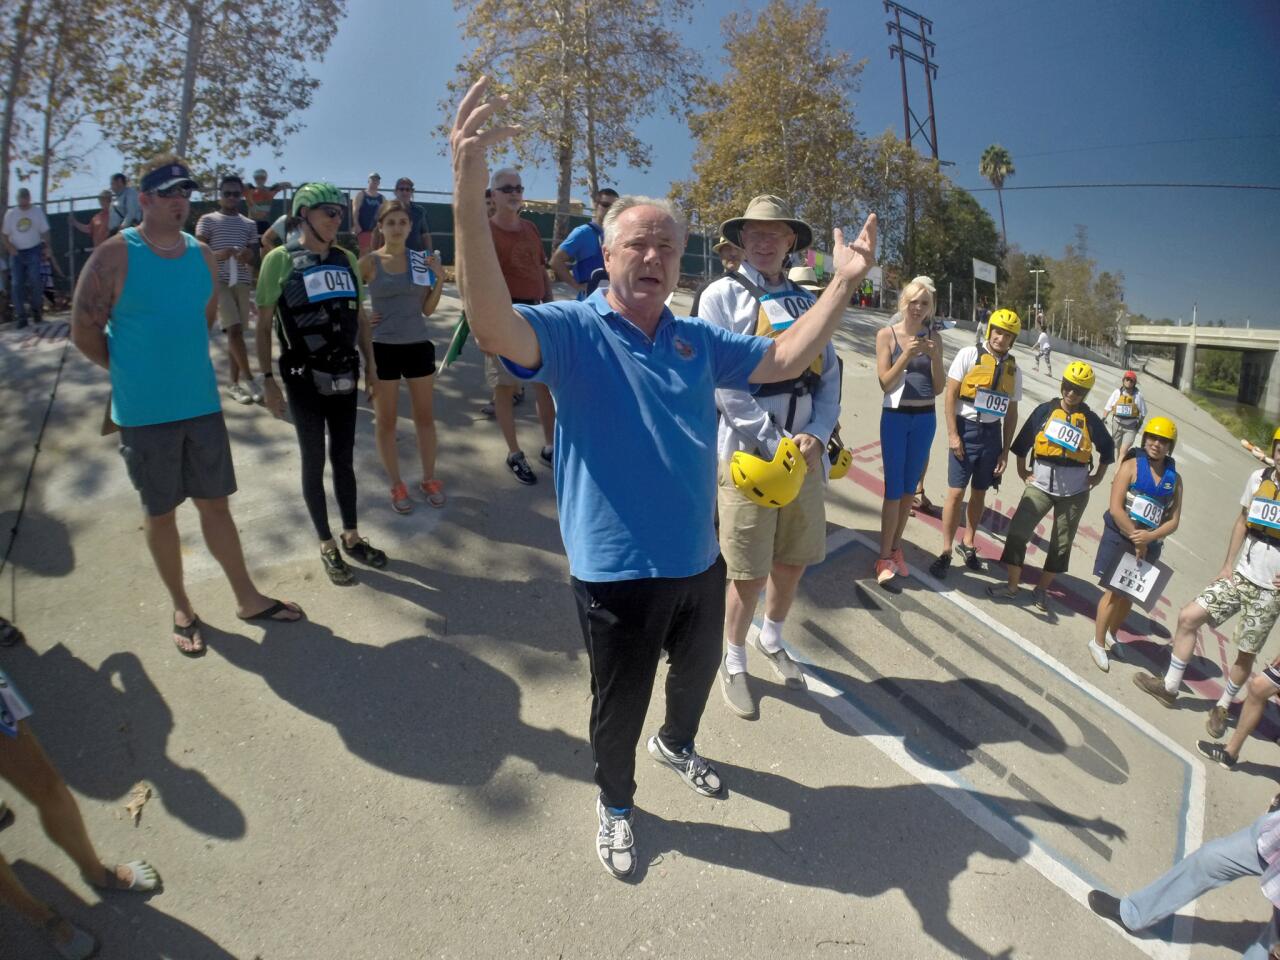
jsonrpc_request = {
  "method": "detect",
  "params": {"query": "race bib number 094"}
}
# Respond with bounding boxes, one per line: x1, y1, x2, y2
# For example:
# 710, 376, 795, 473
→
303, 266, 357, 303
1129, 493, 1164, 528
1248, 497, 1280, 531
974, 388, 1009, 419
1043, 419, 1083, 452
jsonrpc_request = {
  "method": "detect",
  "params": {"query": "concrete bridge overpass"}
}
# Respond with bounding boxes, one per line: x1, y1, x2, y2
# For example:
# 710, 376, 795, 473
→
1125, 322, 1280, 417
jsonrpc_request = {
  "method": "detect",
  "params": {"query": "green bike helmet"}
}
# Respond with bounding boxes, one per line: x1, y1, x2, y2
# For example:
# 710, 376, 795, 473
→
291, 182, 344, 216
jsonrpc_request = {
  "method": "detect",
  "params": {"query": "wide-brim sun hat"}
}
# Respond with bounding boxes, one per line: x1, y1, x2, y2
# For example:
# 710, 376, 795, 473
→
788, 265, 821, 291
712, 235, 741, 254
720, 195, 813, 253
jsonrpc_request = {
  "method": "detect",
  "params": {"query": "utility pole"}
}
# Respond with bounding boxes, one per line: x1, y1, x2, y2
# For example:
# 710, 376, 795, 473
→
884, 1, 939, 158
1030, 268, 1046, 321
1063, 298, 1074, 343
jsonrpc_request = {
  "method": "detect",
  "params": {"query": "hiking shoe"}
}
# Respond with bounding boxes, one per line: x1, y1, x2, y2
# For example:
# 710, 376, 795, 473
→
647, 735, 724, 797
227, 380, 254, 405
956, 543, 983, 571
1086, 890, 1126, 930
720, 664, 757, 719
1032, 588, 1050, 613
890, 546, 909, 577
1088, 640, 1110, 673
539, 444, 554, 467
1206, 705, 1230, 740
928, 551, 951, 579
342, 536, 388, 568
321, 546, 354, 585
390, 482, 413, 514
1197, 738, 1237, 770
480, 401, 496, 417
750, 635, 804, 689
507, 451, 537, 485
595, 796, 635, 879
1132, 671, 1178, 708
875, 558, 895, 585
985, 584, 1020, 603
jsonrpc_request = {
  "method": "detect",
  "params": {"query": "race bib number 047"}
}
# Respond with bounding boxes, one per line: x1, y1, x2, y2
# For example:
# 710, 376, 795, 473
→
303, 266, 357, 303
974, 388, 1009, 419
1044, 419, 1083, 452
1248, 497, 1280, 531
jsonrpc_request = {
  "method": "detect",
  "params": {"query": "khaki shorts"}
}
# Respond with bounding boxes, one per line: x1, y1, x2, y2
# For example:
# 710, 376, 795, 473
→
718, 460, 826, 579
1195, 576, 1280, 655
216, 281, 252, 332
484, 352, 520, 389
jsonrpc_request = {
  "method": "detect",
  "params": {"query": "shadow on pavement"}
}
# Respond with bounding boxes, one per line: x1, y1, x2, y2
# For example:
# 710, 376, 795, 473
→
648, 762, 1126, 960
4, 644, 246, 839
0, 861, 238, 959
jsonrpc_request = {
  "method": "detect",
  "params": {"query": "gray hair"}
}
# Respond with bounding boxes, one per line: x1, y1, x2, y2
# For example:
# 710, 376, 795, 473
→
601, 195, 688, 249
489, 167, 520, 190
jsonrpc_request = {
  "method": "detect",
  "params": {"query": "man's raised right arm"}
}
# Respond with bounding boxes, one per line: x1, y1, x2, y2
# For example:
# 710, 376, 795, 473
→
71, 240, 125, 369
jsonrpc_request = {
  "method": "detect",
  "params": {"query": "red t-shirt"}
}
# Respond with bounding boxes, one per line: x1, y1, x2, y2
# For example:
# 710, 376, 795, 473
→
489, 217, 546, 302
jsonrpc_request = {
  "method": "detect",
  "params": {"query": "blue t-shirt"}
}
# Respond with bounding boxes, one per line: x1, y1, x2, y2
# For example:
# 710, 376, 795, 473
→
506, 291, 771, 582
558, 222, 605, 285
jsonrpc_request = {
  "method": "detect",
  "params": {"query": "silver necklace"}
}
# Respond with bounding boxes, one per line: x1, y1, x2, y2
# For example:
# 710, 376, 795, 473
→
138, 226, 184, 252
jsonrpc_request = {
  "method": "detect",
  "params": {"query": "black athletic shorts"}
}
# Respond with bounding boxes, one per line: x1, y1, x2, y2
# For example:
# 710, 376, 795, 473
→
373, 339, 437, 381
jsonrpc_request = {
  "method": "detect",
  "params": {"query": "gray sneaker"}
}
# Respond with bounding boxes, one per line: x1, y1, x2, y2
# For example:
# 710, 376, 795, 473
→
595, 796, 635, 879
750, 635, 805, 689
647, 735, 724, 797
720, 664, 757, 719
1032, 589, 1050, 613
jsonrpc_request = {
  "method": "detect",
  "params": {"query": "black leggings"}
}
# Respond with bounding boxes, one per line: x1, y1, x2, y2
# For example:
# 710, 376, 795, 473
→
283, 378, 358, 541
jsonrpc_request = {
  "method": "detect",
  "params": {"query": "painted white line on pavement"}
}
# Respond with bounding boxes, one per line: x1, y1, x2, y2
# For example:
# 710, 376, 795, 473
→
1176, 442, 1213, 465
789, 524, 1204, 960
1166, 536, 1206, 562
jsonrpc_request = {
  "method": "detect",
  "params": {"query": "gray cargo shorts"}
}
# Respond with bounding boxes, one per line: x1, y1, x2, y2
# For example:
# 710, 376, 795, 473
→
118, 411, 237, 516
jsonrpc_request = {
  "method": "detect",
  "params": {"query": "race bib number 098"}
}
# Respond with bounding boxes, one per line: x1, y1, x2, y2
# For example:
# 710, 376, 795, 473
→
303, 266, 357, 303
1044, 419, 1083, 452
1248, 497, 1280, 531
759, 291, 816, 332
1129, 493, 1164, 528
974, 388, 1009, 419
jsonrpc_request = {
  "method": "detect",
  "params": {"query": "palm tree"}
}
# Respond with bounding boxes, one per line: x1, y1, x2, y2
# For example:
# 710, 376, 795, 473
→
980, 144, 1015, 250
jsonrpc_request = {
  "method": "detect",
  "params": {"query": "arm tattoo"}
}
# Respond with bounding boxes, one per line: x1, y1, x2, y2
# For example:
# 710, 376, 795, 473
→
72, 256, 118, 332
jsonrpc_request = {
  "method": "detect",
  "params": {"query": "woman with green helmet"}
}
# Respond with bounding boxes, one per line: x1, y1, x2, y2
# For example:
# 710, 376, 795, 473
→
255, 182, 389, 585
1088, 415, 1183, 672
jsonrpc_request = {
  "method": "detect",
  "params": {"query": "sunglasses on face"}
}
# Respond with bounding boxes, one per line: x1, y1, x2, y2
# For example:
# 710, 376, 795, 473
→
495, 184, 524, 194
153, 186, 192, 199
396, 187, 413, 193
221, 190, 242, 198
314, 205, 344, 219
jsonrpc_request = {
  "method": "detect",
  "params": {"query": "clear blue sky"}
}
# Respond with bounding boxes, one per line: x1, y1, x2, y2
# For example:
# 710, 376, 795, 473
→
48, 0, 1280, 325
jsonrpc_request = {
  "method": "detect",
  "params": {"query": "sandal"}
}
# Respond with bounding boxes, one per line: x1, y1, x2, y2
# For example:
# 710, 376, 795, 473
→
44, 912, 99, 960
238, 598, 304, 623
321, 546, 354, 585
172, 615, 206, 658
341, 536, 388, 569
93, 859, 161, 892
420, 479, 446, 508
0, 616, 24, 647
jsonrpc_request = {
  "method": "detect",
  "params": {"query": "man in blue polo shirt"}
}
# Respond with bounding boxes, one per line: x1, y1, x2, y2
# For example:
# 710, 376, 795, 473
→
550, 187, 617, 299
449, 78, 878, 880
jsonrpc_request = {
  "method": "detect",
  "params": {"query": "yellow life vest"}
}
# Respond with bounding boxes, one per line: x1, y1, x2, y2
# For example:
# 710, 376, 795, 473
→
1033, 405, 1094, 464
727, 271, 823, 399
958, 347, 1017, 400
751, 292, 822, 379
1115, 390, 1139, 421
1246, 469, 1280, 540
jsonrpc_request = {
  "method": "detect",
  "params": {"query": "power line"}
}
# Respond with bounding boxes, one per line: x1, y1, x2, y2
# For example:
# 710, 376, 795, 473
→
1016, 134, 1280, 160
965, 182, 1280, 193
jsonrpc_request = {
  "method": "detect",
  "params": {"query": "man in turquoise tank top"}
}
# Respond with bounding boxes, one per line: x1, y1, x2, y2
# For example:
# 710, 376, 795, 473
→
70, 153, 304, 657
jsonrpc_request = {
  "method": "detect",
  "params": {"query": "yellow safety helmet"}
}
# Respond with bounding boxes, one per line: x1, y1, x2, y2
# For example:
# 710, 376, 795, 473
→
986, 308, 1021, 340
1062, 360, 1095, 392
827, 435, 852, 480
1273, 426, 1280, 443
730, 437, 808, 508
1143, 416, 1177, 449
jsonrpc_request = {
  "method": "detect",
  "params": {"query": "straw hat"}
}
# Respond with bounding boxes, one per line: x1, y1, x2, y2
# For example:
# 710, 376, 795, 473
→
788, 266, 822, 291
720, 195, 813, 252
712, 235, 741, 254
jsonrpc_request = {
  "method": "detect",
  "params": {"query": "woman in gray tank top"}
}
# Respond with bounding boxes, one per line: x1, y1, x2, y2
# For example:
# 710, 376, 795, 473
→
872, 275, 945, 585
359, 200, 446, 513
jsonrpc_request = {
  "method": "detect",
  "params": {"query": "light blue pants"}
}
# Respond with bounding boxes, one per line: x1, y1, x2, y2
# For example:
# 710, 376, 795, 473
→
1122, 813, 1279, 957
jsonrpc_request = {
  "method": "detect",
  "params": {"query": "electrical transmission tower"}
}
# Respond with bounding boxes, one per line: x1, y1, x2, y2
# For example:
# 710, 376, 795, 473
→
885, 1, 939, 159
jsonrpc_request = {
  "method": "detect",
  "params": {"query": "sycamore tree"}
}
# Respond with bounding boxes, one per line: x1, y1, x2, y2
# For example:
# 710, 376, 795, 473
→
672, 0, 866, 251
443, 0, 696, 240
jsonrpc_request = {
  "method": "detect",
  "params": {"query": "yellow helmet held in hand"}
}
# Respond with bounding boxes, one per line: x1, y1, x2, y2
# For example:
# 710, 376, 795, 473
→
986, 308, 1021, 340
731, 437, 808, 508
1062, 360, 1095, 392
1143, 416, 1177, 450
827, 435, 852, 480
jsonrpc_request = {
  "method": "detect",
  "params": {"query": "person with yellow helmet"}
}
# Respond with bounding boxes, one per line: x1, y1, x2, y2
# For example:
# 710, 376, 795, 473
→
1101, 370, 1148, 461
700, 195, 840, 720
987, 360, 1115, 609
1134, 426, 1280, 764
1087, 416, 1183, 671
928, 307, 1023, 580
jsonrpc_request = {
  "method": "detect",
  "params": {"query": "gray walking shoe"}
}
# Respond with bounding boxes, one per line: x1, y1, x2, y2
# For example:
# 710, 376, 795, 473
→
719, 664, 757, 719
647, 735, 724, 797
750, 635, 805, 688
595, 796, 635, 879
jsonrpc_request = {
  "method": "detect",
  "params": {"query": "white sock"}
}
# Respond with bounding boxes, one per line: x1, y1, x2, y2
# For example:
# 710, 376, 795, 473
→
1218, 679, 1244, 709
758, 617, 785, 653
725, 643, 748, 675
1164, 656, 1188, 695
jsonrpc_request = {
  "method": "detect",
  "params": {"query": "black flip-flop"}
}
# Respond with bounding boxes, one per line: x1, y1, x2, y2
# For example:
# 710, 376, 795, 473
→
0, 617, 24, 648
173, 616, 206, 658
238, 599, 305, 623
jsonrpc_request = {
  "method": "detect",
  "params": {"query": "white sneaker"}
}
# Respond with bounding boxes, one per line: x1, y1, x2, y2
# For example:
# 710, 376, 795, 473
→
595, 796, 635, 879
227, 381, 254, 405
1088, 640, 1110, 673
1102, 629, 1117, 651
248, 376, 265, 403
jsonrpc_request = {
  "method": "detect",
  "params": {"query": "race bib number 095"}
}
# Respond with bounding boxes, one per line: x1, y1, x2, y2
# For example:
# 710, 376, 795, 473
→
303, 266, 357, 303
1044, 419, 1083, 452
974, 388, 1009, 419
1129, 493, 1164, 528
1248, 497, 1280, 531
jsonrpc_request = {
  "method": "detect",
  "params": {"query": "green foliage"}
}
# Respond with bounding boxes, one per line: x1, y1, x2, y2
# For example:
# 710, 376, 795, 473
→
1194, 348, 1243, 394
911, 185, 1001, 312
979, 143, 1014, 247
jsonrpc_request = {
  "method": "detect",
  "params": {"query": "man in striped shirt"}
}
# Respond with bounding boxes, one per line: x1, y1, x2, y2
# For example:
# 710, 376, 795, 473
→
195, 175, 261, 404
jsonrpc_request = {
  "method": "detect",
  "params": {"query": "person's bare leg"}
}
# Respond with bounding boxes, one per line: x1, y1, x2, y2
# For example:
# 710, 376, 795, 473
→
226, 325, 253, 384
878, 497, 897, 560
1094, 592, 1114, 648
1172, 600, 1210, 664
1227, 650, 1258, 692
939, 486, 965, 553
373, 378, 403, 488
406, 375, 438, 480
1225, 673, 1276, 760
535, 383, 555, 447
1035, 569, 1057, 593
892, 494, 915, 549
762, 562, 806, 621
1107, 594, 1134, 636
962, 488, 987, 549
191, 497, 295, 619
142, 509, 194, 623
725, 577, 767, 651
493, 384, 519, 454
0, 851, 59, 928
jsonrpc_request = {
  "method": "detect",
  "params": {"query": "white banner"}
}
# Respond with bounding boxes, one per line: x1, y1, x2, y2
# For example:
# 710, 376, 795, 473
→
973, 258, 996, 284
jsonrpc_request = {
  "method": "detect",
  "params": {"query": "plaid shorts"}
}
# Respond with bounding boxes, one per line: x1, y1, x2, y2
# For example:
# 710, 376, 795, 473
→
1195, 576, 1280, 655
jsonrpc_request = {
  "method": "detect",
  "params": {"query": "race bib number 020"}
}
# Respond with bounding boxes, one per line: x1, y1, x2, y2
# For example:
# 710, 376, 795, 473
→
302, 266, 357, 303
1248, 497, 1280, 531
1043, 419, 1083, 452
409, 251, 436, 288
974, 388, 1009, 419
1129, 493, 1164, 528
759, 291, 816, 332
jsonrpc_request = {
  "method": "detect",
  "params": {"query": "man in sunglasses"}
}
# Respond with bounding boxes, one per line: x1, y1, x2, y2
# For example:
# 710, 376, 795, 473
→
195, 175, 262, 404
550, 187, 618, 300
70, 154, 303, 657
